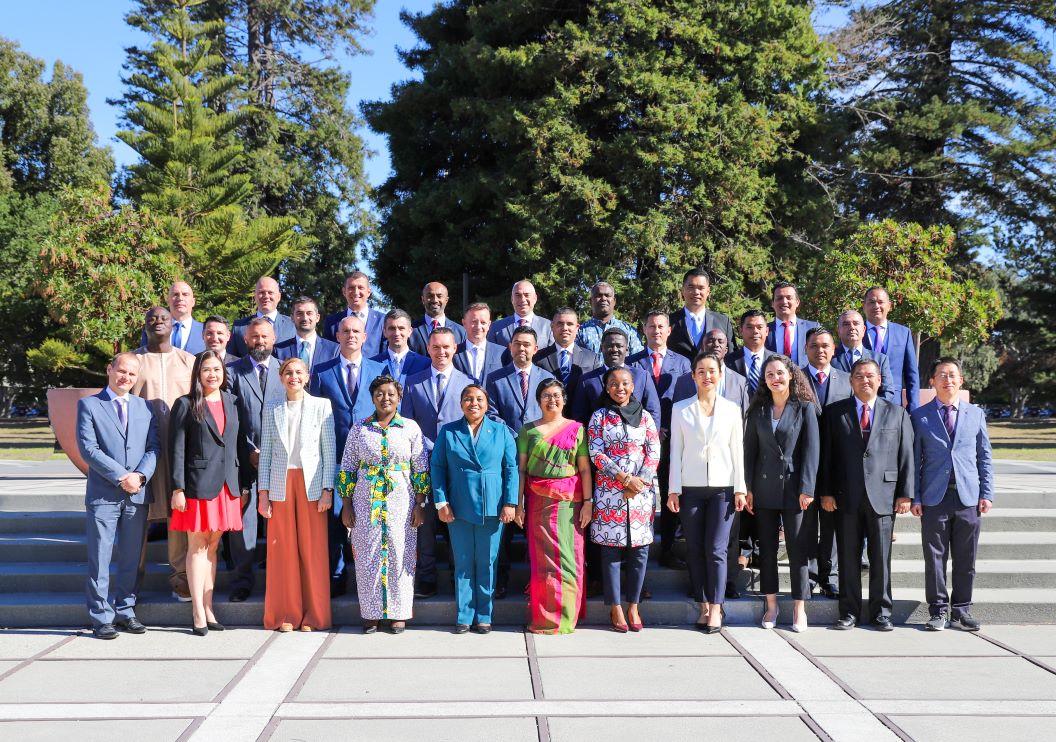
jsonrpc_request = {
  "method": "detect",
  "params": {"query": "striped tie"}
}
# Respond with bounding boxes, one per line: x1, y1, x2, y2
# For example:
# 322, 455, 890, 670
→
748, 354, 759, 394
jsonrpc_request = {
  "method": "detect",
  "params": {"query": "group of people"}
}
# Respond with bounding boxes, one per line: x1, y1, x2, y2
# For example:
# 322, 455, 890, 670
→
76, 268, 994, 640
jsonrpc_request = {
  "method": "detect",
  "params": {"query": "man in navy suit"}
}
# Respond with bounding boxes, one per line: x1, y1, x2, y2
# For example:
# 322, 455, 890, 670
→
726, 309, 773, 396
409, 281, 467, 354
322, 270, 386, 357
571, 327, 661, 428
371, 308, 431, 385
487, 279, 555, 347
310, 314, 387, 595
229, 276, 297, 357
534, 308, 601, 410
765, 281, 818, 366
401, 327, 474, 597
863, 286, 921, 409
911, 358, 994, 631
454, 302, 506, 384
203, 315, 240, 364
273, 297, 340, 375
668, 268, 736, 360
138, 281, 206, 354
77, 353, 159, 639
833, 310, 896, 403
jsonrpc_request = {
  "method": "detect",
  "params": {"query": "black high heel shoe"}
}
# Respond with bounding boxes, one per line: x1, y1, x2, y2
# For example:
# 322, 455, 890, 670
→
207, 621, 225, 631
704, 606, 725, 634
191, 624, 209, 637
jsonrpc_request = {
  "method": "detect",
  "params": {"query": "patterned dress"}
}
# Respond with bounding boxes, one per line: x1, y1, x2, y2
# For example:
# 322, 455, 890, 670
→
337, 414, 431, 620
588, 408, 660, 548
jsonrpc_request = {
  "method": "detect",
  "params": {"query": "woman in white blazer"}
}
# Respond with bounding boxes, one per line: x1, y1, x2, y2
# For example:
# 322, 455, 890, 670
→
257, 357, 337, 632
668, 352, 747, 633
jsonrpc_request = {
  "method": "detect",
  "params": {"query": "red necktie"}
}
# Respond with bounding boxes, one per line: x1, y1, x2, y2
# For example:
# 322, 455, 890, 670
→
651, 352, 662, 382
860, 403, 871, 445
519, 317, 528, 327
816, 370, 827, 385
520, 370, 529, 401
783, 320, 792, 357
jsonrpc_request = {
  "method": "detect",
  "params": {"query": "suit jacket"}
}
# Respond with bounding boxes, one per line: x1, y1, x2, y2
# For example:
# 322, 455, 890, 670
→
832, 346, 896, 403
139, 319, 206, 356
820, 397, 915, 515
371, 349, 432, 387
228, 313, 296, 357
227, 356, 287, 486
570, 365, 661, 431
485, 363, 555, 435
77, 391, 159, 506
408, 317, 467, 355
430, 417, 519, 524
453, 340, 507, 385
400, 366, 474, 449
308, 355, 387, 456
672, 368, 750, 416
743, 399, 820, 510
802, 365, 853, 413
273, 336, 341, 376
668, 395, 746, 492
487, 314, 555, 348
257, 393, 336, 502
911, 401, 994, 507
322, 308, 387, 358
865, 320, 920, 409
765, 317, 820, 366
627, 348, 691, 431
668, 307, 736, 360
725, 347, 775, 379
533, 344, 601, 408
169, 392, 240, 500
223, 352, 241, 366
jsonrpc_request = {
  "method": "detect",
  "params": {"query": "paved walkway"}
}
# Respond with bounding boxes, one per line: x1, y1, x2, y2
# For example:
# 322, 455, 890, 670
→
1, 624, 1055, 741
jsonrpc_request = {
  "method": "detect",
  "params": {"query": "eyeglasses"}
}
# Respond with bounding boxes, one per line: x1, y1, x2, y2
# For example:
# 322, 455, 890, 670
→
540, 393, 564, 401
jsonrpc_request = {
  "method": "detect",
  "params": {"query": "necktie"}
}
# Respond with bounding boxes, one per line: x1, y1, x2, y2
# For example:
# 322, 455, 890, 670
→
559, 349, 571, 383
171, 322, 183, 350
299, 340, 311, 364
692, 314, 703, 345
347, 362, 359, 400
860, 403, 871, 445
941, 404, 955, 439
114, 397, 127, 431
748, 354, 759, 393
520, 370, 529, 402
431, 318, 440, 331
853, 348, 861, 362
391, 355, 402, 378
782, 320, 792, 357
816, 370, 827, 385
872, 325, 885, 355
469, 345, 480, 380
651, 352, 662, 382
519, 317, 528, 328
435, 372, 447, 409
257, 363, 267, 392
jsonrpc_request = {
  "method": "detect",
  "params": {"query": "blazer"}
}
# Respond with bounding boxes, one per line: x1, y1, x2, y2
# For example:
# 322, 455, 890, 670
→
832, 346, 896, 404
533, 343, 601, 406
308, 354, 387, 455
743, 399, 820, 509
273, 335, 341, 376
671, 370, 749, 416
669, 306, 736, 360
400, 365, 474, 449
487, 314, 555, 348
668, 395, 746, 493
765, 317, 820, 366
430, 417, 519, 524
911, 401, 994, 507
322, 308, 387, 358
409, 317, 467, 355
453, 340, 507, 384
485, 363, 555, 435
228, 313, 297, 357
227, 356, 286, 486
139, 319, 206, 355
169, 393, 240, 500
627, 348, 691, 431
371, 349, 432, 387
725, 347, 775, 379
865, 320, 921, 409
570, 365, 662, 431
77, 391, 159, 506
802, 365, 853, 412
257, 393, 337, 502
820, 397, 915, 515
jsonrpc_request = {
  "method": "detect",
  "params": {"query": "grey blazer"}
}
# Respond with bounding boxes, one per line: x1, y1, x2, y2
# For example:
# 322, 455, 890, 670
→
802, 365, 853, 413
743, 399, 820, 510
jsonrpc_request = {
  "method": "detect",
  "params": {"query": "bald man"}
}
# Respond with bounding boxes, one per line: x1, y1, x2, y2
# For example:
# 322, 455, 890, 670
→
408, 281, 467, 354
487, 279, 555, 347
138, 281, 206, 354
229, 276, 296, 357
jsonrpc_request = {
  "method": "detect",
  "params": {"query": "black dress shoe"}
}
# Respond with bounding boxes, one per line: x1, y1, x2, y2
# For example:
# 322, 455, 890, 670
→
192, 625, 209, 637
115, 617, 147, 634
833, 615, 856, 630
206, 621, 226, 631
93, 623, 118, 640
703, 624, 722, 635
640, 586, 652, 600
659, 553, 688, 570
493, 583, 508, 600
474, 624, 492, 634
454, 624, 470, 634
724, 585, 741, 600
820, 586, 839, 600
414, 582, 437, 599
872, 616, 894, 632
229, 587, 251, 603
330, 579, 348, 598
389, 621, 406, 634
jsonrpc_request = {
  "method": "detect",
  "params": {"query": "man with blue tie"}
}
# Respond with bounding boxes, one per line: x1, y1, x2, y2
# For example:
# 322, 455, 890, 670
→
487, 279, 555, 347
77, 353, 159, 639
576, 281, 644, 355
533, 308, 601, 408
571, 327, 661, 428
765, 282, 818, 366
833, 310, 896, 403
139, 281, 206, 354
371, 308, 431, 385
454, 302, 506, 384
863, 286, 921, 409
229, 276, 297, 357
409, 281, 467, 354
911, 358, 994, 631
726, 309, 773, 396
322, 271, 387, 357
401, 327, 474, 597
273, 297, 340, 375
668, 268, 736, 360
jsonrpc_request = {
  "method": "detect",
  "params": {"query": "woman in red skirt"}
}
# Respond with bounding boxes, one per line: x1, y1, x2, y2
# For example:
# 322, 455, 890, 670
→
169, 350, 245, 635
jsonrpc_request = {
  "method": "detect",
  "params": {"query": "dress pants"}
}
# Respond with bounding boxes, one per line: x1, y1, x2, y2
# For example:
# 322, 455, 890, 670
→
725, 509, 742, 591
448, 517, 504, 625
167, 527, 188, 591
327, 507, 354, 588
656, 440, 678, 556
228, 483, 259, 593
921, 488, 980, 617
756, 505, 812, 600
809, 507, 839, 592
86, 499, 148, 628
416, 503, 440, 585
680, 487, 735, 604
837, 499, 894, 621
599, 543, 649, 605
495, 520, 522, 588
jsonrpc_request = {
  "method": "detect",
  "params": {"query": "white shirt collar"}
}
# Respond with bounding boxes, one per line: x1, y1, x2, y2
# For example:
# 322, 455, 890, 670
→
339, 353, 362, 370
256, 310, 278, 322
424, 314, 446, 328
431, 365, 452, 379
777, 315, 798, 326
648, 346, 667, 359
843, 344, 865, 355
251, 356, 272, 372
388, 348, 409, 362
346, 307, 369, 320
104, 387, 130, 402
297, 332, 318, 346
684, 306, 706, 323
515, 312, 535, 325
866, 319, 889, 331
467, 339, 488, 353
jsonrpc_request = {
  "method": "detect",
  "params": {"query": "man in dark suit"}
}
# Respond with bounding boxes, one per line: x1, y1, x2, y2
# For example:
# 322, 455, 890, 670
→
273, 297, 340, 375
833, 310, 896, 404
227, 317, 286, 601
487, 279, 555, 347
454, 302, 506, 384
139, 281, 206, 354
726, 309, 773, 396
534, 308, 601, 409
409, 281, 467, 354
371, 308, 431, 385
821, 358, 914, 631
863, 286, 921, 409
669, 267, 736, 360
76, 353, 159, 639
229, 276, 296, 357
765, 281, 818, 366
203, 315, 240, 364
571, 327, 661, 429
322, 270, 387, 357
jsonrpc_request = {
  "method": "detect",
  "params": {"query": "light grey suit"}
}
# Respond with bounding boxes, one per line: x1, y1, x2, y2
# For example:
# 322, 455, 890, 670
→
487, 314, 555, 348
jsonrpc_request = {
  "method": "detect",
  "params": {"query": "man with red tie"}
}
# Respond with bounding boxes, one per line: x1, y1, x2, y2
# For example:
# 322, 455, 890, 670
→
409, 281, 467, 354
765, 281, 819, 366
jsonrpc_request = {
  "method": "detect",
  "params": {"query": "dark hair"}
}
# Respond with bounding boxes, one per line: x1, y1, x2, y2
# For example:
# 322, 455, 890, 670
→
739, 309, 767, 327
602, 365, 634, 387
929, 356, 963, 378
747, 354, 817, 417
188, 350, 230, 421
202, 314, 230, 331
862, 285, 890, 302
590, 281, 614, 295
369, 374, 403, 399
344, 270, 370, 283
429, 326, 457, 341
552, 306, 578, 320
772, 281, 798, 299
601, 327, 629, 344
460, 383, 489, 403
535, 377, 566, 404
691, 351, 725, 373
384, 307, 412, 326
643, 309, 669, 324
511, 325, 538, 341
464, 302, 491, 315
850, 358, 881, 376
804, 326, 834, 345
682, 267, 711, 285
290, 296, 318, 312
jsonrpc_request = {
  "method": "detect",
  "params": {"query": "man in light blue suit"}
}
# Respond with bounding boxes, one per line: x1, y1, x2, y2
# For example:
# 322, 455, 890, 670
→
371, 308, 431, 385
77, 353, 159, 639
863, 286, 921, 409
454, 302, 506, 384
409, 281, 467, 354
765, 281, 819, 366
487, 279, 555, 348
911, 357, 994, 632
138, 281, 206, 354
273, 297, 340, 375
833, 310, 897, 404
322, 271, 386, 357
229, 276, 297, 357
401, 327, 474, 597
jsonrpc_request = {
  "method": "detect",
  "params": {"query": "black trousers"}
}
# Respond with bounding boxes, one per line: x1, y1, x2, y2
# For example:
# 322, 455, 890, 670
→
327, 507, 354, 586
496, 521, 523, 586
836, 499, 894, 621
416, 504, 439, 584
680, 487, 735, 604
809, 507, 839, 591
657, 440, 678, 556
227, 484, 260, 593
921, 488, 981, 617
725, 509, 742, 590
600, 543, 650, 605
756, 505, 813, 600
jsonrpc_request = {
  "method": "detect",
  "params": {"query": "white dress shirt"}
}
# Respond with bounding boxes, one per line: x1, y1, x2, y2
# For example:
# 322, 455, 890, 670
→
339, 354, 363, 391
465, 340, 488, 379
170, 318, 193, 351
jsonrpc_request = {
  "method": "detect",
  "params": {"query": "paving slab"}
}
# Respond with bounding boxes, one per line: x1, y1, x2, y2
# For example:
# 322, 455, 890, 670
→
548, 716, 818, 741
531, 626, 739, 657
0, 630, 74, 659
0, 719, 192, 742
47, 627, 270, 659
271, 717, 540, 742
888, 714, 1056, 742
0, 662, 19, 678
782, 626, 1012, 657
295, 658, 535, 702
0, 659, 244, 703
980, 625, 1056, 656
325, 626, 526, 658
537, 656, 780, 700
821, 656, 1056, 700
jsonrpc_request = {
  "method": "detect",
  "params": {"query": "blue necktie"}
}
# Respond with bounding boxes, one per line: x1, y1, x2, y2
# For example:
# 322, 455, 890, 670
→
559, 349, 571, 383
171, 322, 183, 350
299, 340, 311, 365
748, 354, 759, 394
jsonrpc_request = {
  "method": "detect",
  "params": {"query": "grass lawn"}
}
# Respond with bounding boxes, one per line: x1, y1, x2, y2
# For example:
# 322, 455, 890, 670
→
0, 418, 66, 461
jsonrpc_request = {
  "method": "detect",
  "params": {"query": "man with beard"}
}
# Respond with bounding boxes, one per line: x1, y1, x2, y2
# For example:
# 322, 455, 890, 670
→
409, 281, 466, 354
274, 296, 340, 375
139, 281, 205, 354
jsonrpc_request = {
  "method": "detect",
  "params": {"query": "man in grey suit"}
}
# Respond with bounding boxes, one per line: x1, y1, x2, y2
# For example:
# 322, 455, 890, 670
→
833, 310, 896, 403
77, 353, 159, 639
821, 358, 914, 631
911, 358, 994, 631
229, 276, 296, 357
487, 279, 554, 347
533, 308, 601, 409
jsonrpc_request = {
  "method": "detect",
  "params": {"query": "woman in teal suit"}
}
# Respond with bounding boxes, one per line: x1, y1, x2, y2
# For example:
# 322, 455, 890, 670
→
431, 384, 518, 633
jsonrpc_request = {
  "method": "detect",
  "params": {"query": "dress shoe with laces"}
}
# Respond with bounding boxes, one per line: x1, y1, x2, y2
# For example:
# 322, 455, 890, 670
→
115, 617, 147, 634
94, 623, 118, 640
474, 624, 492, 634
833, 615, 856, 630
872, 616, 894, 632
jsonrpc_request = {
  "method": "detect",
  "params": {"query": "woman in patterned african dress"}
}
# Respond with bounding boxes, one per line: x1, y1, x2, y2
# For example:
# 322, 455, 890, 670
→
337, 375, 430, 634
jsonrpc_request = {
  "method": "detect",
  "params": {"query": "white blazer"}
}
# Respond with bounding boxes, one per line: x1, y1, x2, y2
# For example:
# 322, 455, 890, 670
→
668, 395, 746, 493
257, 394, 336, 502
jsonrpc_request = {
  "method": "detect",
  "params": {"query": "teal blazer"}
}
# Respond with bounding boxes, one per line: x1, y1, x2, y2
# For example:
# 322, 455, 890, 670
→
431, 417, 518, 524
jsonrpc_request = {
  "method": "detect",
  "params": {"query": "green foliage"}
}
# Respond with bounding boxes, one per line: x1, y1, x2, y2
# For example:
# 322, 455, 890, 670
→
984, 274, 1056, 414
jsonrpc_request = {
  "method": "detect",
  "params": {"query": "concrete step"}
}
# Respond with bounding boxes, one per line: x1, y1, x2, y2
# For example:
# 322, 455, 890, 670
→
0, 511, 86, 534
995, 492, 1056, 509
893, 509, 1056, 532
0, 492, 84, 512
890, 532, 1056, 560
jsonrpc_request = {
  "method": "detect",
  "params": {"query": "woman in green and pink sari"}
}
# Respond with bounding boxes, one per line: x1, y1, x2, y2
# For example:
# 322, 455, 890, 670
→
515, 378, 593, 634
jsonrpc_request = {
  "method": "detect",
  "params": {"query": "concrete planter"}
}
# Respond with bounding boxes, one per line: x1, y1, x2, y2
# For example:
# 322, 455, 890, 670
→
46, 387, 102, 475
